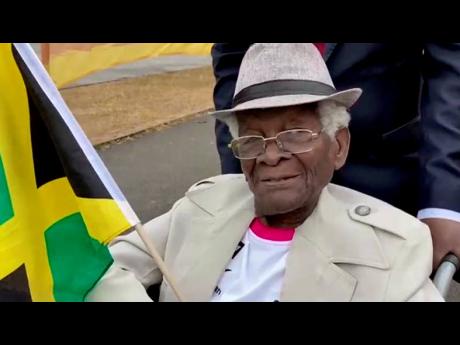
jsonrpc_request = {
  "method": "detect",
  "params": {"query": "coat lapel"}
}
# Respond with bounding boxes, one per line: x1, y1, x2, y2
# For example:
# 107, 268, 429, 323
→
179, 180, 255, 301
280, 185, 389, 301
281, 234, 357, 301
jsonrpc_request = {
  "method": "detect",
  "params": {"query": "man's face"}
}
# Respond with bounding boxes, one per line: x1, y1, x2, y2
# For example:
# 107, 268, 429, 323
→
237, 104, 348, 217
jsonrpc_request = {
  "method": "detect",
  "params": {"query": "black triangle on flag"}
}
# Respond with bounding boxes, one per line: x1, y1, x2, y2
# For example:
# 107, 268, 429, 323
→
0, 264, 32, 302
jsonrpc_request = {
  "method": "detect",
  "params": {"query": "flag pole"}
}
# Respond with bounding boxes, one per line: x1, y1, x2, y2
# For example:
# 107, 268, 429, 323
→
134, 223, 185, 302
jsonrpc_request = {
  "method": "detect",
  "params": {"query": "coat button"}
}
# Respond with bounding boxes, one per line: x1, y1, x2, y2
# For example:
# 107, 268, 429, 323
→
355, 205, 371, 216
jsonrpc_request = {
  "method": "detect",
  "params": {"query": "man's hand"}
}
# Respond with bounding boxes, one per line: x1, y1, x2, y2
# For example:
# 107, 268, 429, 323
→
422, 218, 460, 276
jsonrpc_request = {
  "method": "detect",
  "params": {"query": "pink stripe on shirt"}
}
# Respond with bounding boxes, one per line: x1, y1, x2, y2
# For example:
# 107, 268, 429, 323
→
249, 218, 295, 241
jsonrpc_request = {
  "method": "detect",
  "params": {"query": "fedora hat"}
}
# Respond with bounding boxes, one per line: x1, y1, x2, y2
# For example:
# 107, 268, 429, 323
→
210, 43, 362, 138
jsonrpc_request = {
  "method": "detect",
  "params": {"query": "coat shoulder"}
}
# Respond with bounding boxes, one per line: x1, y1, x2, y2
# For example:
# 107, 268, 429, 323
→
182, 174, 251, 215
328, 183, 430, 242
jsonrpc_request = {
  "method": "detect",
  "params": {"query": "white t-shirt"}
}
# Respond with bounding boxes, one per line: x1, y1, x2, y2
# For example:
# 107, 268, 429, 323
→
210, 218, 294, 302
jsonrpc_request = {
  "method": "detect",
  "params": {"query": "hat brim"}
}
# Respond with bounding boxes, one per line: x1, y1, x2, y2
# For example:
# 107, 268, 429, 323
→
210, 88, 362, 138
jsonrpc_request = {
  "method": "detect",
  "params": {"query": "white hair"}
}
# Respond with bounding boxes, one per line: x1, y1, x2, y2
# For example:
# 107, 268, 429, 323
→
317, 100, 351, 138
227, 99, 351, 139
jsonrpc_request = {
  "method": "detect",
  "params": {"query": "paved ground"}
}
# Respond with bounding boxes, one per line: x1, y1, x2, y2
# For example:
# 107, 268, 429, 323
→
97, 113, 220, 221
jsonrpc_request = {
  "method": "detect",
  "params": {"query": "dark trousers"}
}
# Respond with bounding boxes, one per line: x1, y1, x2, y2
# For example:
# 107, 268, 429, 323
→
215, 119, 243, 174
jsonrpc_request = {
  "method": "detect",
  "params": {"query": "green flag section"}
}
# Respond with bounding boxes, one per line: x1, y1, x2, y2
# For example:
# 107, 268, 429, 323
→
0, 43, 139, 301
0, 155, 14, 225
45, 213, 113, 302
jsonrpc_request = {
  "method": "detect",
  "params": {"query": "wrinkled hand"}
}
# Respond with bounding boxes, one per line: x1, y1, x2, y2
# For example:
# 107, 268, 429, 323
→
422, 218, 460, 275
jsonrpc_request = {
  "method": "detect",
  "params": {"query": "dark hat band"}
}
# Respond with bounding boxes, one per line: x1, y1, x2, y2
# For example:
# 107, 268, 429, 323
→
232, 79, 337, 108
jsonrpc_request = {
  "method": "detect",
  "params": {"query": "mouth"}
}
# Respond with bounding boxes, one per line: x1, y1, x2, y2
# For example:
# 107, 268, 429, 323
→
259, 174, 301, 186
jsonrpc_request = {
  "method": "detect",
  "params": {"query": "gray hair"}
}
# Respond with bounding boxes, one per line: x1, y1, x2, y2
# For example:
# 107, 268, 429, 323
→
317, 100, 351, 138
228, 100, 350, 139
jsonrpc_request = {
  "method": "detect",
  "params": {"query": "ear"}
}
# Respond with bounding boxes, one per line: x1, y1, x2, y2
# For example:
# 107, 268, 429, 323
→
332, 127, 350, 170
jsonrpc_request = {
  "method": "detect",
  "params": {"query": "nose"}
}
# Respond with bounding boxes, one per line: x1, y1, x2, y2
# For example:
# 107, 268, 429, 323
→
257, 139, 292, 166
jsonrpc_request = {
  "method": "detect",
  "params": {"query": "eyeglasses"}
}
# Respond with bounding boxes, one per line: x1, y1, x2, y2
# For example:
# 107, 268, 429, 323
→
230, 129, 323, 160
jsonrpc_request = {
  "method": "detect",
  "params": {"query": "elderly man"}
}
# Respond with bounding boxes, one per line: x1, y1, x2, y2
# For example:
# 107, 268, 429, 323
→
87, 43, 443, 302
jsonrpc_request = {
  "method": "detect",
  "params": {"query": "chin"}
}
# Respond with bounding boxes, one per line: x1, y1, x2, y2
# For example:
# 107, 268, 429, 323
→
255, 193, 306, 216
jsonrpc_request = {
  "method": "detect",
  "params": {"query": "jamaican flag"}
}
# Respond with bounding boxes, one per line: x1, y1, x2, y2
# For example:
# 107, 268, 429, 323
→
0, 43, 139, 302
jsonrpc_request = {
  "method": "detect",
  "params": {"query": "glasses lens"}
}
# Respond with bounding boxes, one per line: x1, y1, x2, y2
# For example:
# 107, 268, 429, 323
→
232, 136, 264, 159
278, 130, 313, 153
